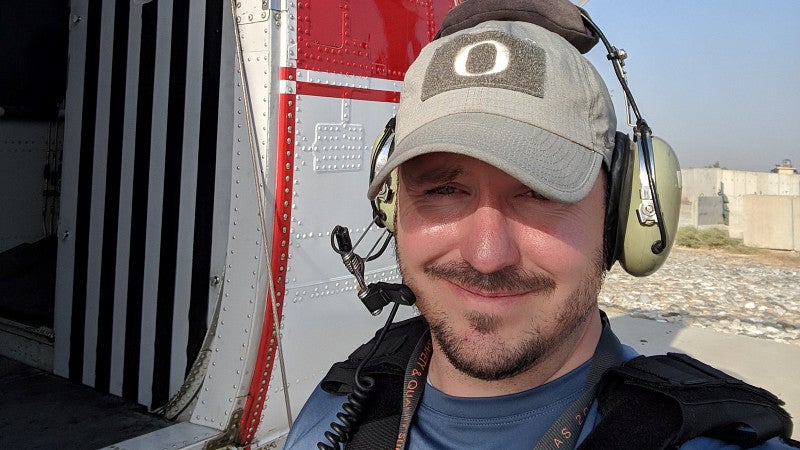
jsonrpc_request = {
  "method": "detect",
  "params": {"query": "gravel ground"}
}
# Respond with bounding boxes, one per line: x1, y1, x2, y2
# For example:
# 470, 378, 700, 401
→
599, 247, 800, 346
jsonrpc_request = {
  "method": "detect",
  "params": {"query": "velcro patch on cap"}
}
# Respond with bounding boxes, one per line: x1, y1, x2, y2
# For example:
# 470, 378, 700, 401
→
421, 30, 546, 101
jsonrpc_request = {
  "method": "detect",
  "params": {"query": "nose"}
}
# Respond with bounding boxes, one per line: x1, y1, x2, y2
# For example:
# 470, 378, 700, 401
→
460, 204, 521, 274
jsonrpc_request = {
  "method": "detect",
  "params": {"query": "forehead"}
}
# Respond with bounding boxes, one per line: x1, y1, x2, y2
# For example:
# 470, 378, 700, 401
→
399, 152, 608, 201
400, 152, 519, 184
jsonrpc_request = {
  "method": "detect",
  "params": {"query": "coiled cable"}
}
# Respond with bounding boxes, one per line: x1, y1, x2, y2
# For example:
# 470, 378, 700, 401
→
317, 302, 401, 449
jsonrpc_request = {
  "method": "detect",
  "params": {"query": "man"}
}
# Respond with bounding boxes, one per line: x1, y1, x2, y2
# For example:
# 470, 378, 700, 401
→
285, 2, 795, 449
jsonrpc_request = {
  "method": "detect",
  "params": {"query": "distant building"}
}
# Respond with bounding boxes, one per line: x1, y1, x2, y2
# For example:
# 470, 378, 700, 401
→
772, 159, 798, 175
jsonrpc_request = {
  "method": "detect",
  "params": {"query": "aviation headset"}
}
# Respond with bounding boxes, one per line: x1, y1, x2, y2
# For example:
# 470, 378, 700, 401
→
367, 3, 682, 277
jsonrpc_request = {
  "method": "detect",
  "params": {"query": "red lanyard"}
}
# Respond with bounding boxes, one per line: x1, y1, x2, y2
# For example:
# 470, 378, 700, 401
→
395, 329, 432, 450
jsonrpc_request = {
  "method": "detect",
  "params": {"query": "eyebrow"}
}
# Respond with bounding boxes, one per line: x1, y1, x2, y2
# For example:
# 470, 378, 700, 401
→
401, 165, 463, 186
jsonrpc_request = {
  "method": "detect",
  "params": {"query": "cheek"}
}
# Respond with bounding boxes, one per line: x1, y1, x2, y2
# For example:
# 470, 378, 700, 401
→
532, 186, 606, 272
396, 211, 458, 265
515, 212, 604, 275
557, 218, 603, 256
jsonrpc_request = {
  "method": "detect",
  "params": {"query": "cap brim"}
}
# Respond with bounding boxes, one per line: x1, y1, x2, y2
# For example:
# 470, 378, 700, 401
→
367, 112, 603, 204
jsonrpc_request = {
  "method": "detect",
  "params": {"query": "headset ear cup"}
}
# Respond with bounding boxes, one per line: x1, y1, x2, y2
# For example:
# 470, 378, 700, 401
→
374, 170, 398, 233
619, 136, 682, 276
604, 132, 633, 270
369, 118, 398, 233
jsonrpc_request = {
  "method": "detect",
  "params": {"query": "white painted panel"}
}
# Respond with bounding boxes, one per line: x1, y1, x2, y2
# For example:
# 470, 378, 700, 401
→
268, 94, 415, 440
54, 0, 89, 378
138, 0, 175, 406
109, 3, 144, 397
188, 56, 264, 431
170, 0, 206, 398
207, 0, 235, 329
99, 422, 220, 450
297, 69, 403, 94
82, 0, 117, 386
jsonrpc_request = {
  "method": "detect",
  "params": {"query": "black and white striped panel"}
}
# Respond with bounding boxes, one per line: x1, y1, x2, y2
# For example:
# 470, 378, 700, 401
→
54, 0, 232, 409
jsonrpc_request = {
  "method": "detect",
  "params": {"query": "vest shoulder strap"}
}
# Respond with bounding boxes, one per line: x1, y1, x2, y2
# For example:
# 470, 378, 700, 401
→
579, 352, 797, 449
320, 315, 429, 450
321, 315, 428, 395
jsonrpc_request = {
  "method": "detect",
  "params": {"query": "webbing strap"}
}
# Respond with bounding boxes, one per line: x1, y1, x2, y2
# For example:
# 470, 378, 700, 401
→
534, 315, 625, 450
395, 330, 432, 450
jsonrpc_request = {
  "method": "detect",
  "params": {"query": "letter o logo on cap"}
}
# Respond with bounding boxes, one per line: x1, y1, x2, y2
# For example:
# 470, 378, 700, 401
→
453, 40, 510, 77
421, 30, 544, 101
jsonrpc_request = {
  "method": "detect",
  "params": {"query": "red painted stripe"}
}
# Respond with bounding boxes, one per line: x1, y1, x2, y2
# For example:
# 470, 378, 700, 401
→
296, 80, 400, 103
238, 92, 296, 445
280, 66, 297, 82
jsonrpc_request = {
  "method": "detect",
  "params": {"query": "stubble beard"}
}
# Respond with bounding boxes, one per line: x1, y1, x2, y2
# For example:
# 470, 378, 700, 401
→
398, 249, 606, 382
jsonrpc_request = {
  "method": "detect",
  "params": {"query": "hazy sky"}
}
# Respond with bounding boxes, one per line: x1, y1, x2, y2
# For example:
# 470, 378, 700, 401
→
580, 0, 800, 172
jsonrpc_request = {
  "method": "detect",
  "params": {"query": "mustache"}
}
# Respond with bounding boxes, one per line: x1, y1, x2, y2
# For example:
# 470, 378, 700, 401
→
424, 261, 556, 294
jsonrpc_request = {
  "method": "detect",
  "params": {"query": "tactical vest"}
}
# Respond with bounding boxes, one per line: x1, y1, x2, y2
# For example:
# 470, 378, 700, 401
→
320, 315, 797, 450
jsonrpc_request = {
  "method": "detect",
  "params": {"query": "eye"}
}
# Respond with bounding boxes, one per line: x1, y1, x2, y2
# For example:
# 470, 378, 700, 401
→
425, 185, 458, 195
523, 190, 549, 201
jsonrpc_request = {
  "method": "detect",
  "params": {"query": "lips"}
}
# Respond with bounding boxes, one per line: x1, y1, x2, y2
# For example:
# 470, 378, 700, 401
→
451, 280, 531, 298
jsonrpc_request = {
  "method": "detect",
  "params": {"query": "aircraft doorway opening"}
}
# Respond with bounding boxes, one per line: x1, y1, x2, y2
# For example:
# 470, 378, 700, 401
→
0, 0, 69, 368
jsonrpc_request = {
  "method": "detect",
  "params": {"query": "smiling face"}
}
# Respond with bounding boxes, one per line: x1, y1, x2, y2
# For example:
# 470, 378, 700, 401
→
395, 152, 607, 392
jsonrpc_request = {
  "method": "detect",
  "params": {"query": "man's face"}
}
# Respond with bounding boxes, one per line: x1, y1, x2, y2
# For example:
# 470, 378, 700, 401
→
395, 152, 606, 382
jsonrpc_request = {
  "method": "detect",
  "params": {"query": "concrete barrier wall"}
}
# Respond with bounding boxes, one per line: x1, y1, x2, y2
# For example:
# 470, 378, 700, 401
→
742, 195, 799, 251
795, 197, 800, 251
681, 168, 722, 200
682, 168, 800, 200
728, 195, 746, 239
681, 168, 800, 246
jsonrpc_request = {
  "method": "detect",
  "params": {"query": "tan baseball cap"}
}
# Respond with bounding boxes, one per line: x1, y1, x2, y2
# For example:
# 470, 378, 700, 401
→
368, 20, 617, 203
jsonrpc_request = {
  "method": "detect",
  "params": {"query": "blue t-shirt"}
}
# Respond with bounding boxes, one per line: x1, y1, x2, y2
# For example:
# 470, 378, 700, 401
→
408, 356, 596, 449
284, 344, 794, 449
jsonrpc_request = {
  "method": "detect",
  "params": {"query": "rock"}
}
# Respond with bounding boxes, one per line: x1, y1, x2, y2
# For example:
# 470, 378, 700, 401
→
599, 248, 799, 347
